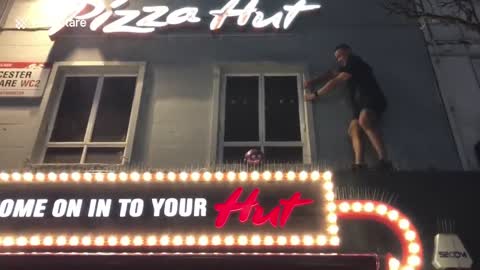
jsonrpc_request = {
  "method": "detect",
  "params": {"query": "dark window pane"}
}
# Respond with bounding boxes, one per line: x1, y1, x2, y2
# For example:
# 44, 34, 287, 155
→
223, 147, 258, 163
50, 77, 97, 142
44, 148, 83, 164
224, 76, 259, 142
85, 148, 124, 164
91, 77, 136, 142
265, 76, 301, 141
264, 147, 303, 163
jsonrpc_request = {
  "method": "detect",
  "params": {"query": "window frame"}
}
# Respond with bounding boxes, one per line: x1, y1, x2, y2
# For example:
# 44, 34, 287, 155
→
216, 70, 314, 164
0, 0, 12, 28
30, 62, 146, 166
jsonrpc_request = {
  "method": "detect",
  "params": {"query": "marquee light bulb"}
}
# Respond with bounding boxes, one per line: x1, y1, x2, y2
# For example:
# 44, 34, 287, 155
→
299, 171, 308, 181
59, 172, 69, 182
364, 202, 375, 212
211, 235, 221, 245
107, 172, 117, 182
262, 171, 272, 181
191, 172, 201, 182
119, 172, 128, 182
323, 181, 333, 191
147, 235, 157, 246
69, 236, 80, 246
173, 235, 183, 245
316, 235, 327, 246
352, 202, 362, 212
180, 172, 189, 181
274, 171, 283, 181
238, 235, 248, 245
186, 235, 196, 246
133, 236, 143, 246
302, 235, 314, 246
94, 173, 104, 182
83, 172, 93, 182
43, 236, 54, 246
329, 236, 340, 246
94, 236, 105, 246
325, 192, 335, 201
376, 204, 388, 215
289, 235, 300, 245
388, 210, 399, 221
0, 172, 9, 181
327, 213, 337, 223
227, 171, 236, 181
215, 172, 224, 181
203, 172, 212, 182
327, 225, 339, 235
16, 236, 28, 246
81, 236, 92, 246
339, 202, 350, 213
323, 171, 332, 181
277, 236, 287, 246
12, 172, 21, 181
3, 236, 14, 246
239, 171, 248, 181
155, 172, 165, 181
30, 236, 41, 246
407, 255, 421, 266
167, 172, 177, 182
250, 171, 260, 181
310, 170, 321, 181
23, 172, 34, 182
160, 235, 170, 246
408, 242, 420, 254
264, 236, 274, 246
399, 219, 410, 230
198, 235, 209, 246
388, 257, 401, 270
287, 171, 296, 181
47, 172, 57, 182
251, 235, 261, 245
224, 235, 235, 246
56, 235, 67, 246
405, 230, 416, 241
142, 172, 152, 182
108, 236, 118, 246
327, 202, 336, 212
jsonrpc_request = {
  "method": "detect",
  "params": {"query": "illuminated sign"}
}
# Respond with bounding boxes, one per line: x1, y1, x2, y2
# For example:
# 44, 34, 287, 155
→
48, 0, 321, 38
0, 170, 337, 251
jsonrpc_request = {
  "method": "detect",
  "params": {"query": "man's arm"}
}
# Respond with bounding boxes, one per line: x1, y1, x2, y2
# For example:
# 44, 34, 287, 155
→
304, 70, 337, 89
305, 72, 351, 101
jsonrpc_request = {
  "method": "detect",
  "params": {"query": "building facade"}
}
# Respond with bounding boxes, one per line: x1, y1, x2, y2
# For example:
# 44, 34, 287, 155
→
0, 0, 461, 171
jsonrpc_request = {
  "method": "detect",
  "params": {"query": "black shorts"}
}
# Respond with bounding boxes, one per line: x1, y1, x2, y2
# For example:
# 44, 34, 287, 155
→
352, 94, 387, 119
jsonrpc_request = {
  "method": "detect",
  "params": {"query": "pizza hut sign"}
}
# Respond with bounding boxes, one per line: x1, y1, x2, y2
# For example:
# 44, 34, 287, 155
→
48, 0, 321, 38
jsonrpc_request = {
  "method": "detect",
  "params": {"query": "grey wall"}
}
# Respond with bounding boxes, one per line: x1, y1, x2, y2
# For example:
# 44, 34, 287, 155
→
0, 0, 461, 170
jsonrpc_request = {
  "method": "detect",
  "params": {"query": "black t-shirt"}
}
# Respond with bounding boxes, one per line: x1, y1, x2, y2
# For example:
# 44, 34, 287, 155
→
337, 54, 385, 104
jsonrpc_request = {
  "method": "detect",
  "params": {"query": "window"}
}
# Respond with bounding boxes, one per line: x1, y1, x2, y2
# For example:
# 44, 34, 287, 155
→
37, 62, 145, 165
219, 74, 306, 164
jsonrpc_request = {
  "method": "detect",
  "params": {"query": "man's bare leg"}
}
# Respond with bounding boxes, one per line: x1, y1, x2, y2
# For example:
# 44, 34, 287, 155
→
348, 119, 364, 165
358, 109, 387, 160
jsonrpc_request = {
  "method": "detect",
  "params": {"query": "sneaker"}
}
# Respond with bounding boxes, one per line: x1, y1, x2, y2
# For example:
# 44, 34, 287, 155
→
351, 163, 368, 172
376, 159, 394, 171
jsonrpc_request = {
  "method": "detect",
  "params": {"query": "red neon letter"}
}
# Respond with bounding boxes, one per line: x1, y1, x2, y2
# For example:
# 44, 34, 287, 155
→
279, 193, 314, 227
214, 187, 314, 228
